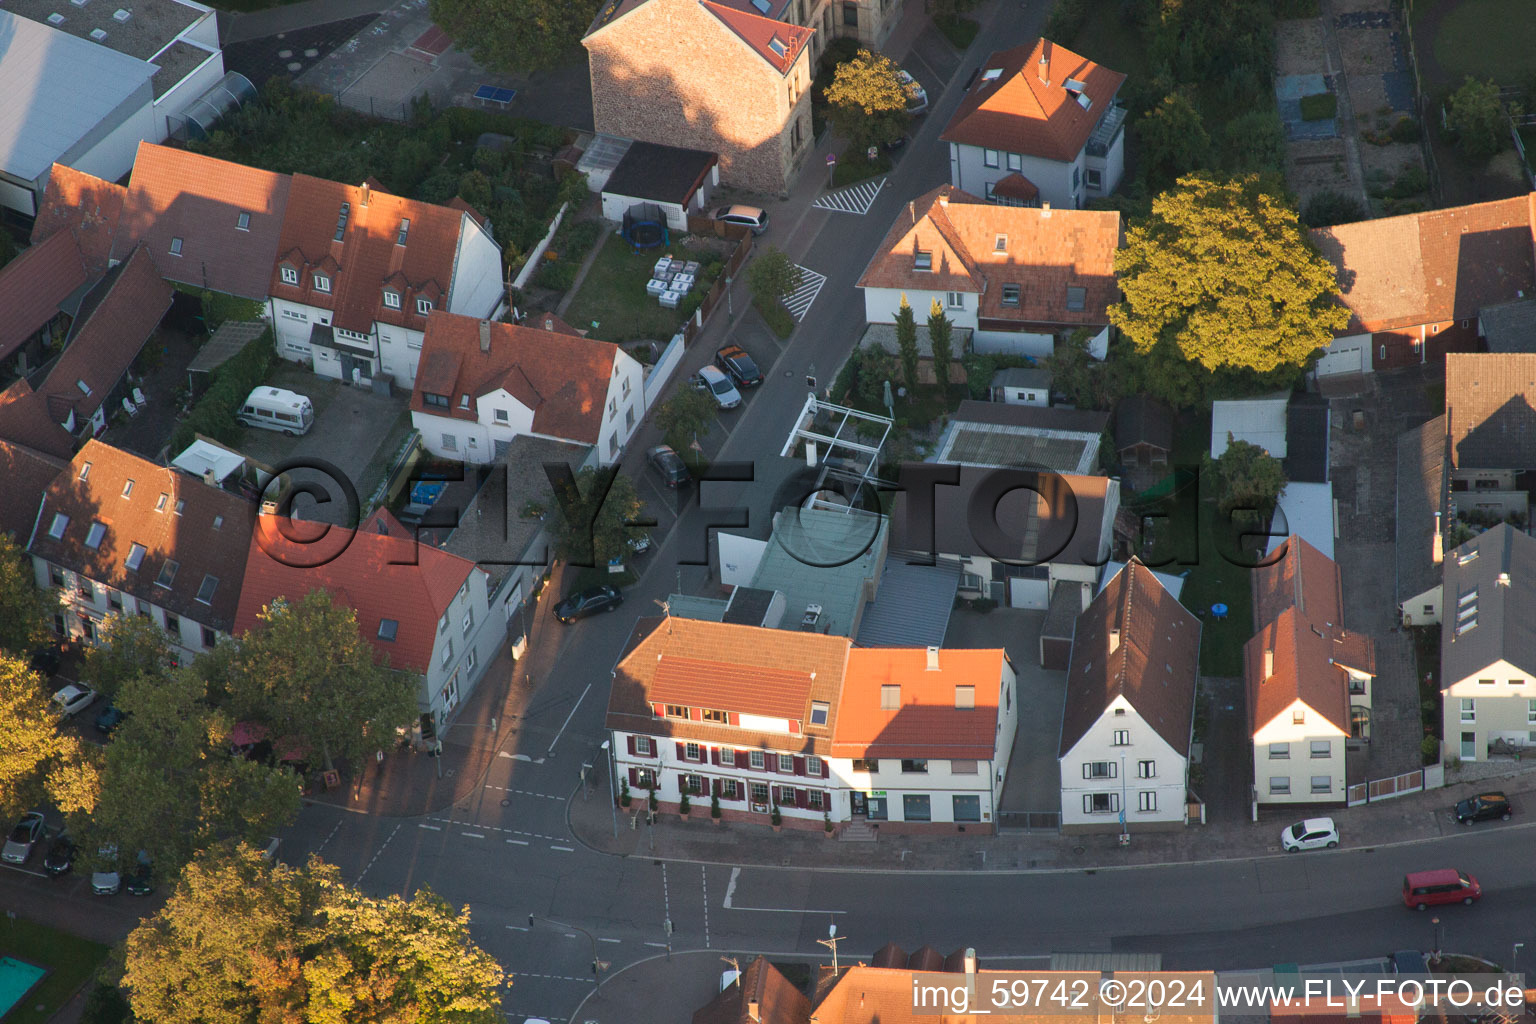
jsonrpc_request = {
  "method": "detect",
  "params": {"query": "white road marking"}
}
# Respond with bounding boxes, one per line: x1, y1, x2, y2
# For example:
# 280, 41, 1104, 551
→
507, 924, 530, 931
723, 866, 739, 908
462, 832, 486, 839
428, 817, 561, 842
701, 864, 710, 949
812, 176, 886, 215
356, 823, 401, 885
315, 818, 343, 855
644, 941, 668, 949
546, 682, 590, 756
721, 866, 845, 913
549, 845, 575, 852
484, 784, 565, 801
507, 839, 530, 846
502, 752, 547, 763
418, 823, 442, 831
599, 937, 622, 944
782, 267, 827, 322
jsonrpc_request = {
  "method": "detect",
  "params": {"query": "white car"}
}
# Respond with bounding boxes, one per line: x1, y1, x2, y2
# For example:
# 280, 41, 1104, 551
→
693, 365, 742, 410
1281, 817, 1340, 852
898, 69, 928, 113
712, 204, 769, 235
52, 682, 98, 718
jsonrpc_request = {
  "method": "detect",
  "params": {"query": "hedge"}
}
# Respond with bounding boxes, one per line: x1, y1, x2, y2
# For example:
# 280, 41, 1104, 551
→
169, 328, 276, 455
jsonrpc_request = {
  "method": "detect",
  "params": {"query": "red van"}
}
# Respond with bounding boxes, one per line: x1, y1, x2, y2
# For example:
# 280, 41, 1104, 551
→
1402, 869, 1481, 910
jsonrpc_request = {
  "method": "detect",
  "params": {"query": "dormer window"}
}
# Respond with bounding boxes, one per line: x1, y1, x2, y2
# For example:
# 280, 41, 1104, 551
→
1065, 286, 1086, 312
313, 274, 331, 293
396, 218, 410, 246
169, 237, 183, 256
810, 701, 829, 725
416, 297, 433, 315
914, 250, 932, 271
383, 290, 401, 310
281, 265, 298, 286
236, 212, 251, 231
459, 394, 471, 409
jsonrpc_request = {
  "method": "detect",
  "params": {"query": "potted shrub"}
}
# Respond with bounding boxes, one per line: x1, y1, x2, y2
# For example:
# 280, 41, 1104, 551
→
711, 792, 722, 824
679, 791, 691, 820
620, 778, 631, 809
770, 801, 782, 832
823, 813, 834, 837
648, 786, 659, 814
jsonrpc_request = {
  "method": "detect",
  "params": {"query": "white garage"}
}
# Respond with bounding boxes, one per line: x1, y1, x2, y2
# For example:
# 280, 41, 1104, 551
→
599, 140, 718, 232
1314, 335, 1369, 377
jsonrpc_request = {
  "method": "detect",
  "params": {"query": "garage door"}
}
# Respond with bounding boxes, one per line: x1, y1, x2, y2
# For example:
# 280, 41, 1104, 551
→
1008, 577, 1049, 609
1315, 342, 1364, 377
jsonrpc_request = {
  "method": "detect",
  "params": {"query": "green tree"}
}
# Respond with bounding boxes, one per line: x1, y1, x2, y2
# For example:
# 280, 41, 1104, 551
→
824, 49, 911, 148
1220, 108, 1285, 175
926, 300, 953, 394
0, 655, 78, 820
1111, 174, 1349, 376
1206, 437, 1287, 521
428, 0, 598, 73
1137, 91, 1211, 185
82, 613, 175, 699
0, 534, 51, 657
546, 466, 646, 570
893, 294, 919, 396
746, 246, 802, 313
653, 387, 718, 465
853, 346, 899, 412
1044, 330, 1097, 409
123, 843, 507, 1024
228, 591, 417, 773
1445, 77, 1506, 162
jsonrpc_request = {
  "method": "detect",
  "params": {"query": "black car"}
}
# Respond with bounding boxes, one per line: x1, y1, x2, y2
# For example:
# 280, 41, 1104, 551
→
647, 445, 690, 489
553, 585, 623, 623
94, 704, 129, 736
714, 345, 763, 387
1454, 791, 1512, 825
43, 835, 77, 877
125, 861, 154, 896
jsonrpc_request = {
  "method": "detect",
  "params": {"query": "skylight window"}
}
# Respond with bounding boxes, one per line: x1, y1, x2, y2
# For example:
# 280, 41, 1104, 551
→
196, 574, 219, 604
169, 237, 183, 256
155, 559, 179, 589
1065, 286, 1086, 312
914, 250, 932, 271
396, 219, 410, 246
768, 35, 787, 58
750, 0, 770, 11
121, 479, 134, 498
236, 212, 251, 231
1074, 91, 1092, 111
85, 522, 106, 549
334, 202, 350, 242
125, 542, 146, 570
155, 493, 168, 512
48, 513, 69, 539
77, 380, 91, 396
982, 67, 1002, 81
78, 462, 91, 481
378, 618, 399, 641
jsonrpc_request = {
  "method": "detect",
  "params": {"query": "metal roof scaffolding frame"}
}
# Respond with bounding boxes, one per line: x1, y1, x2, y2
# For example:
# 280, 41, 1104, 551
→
780, 394, 892, 509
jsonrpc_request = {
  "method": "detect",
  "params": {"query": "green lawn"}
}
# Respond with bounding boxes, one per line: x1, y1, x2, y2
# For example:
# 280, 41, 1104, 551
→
564, 239, 719, 344
1432, 0, 1536, 86
0, 918, 110, 1024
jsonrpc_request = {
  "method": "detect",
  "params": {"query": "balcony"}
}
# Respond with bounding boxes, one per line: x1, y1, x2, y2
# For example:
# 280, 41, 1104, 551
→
1086, 104, 1127, 159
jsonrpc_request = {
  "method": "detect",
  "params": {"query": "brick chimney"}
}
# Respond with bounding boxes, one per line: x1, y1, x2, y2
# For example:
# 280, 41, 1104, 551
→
747, 1001, 760, 1023
479, 320, 492, 353
937, 192, 948, 208
926, 646, 941, 670
1038, 45, 1050, 86
359, 181, 370, 208
1264, 649, 1274, 678
1040, 201, 1051, 218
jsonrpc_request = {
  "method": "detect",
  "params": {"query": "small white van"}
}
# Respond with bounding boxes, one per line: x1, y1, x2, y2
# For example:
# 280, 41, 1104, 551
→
239, 387, 315, 436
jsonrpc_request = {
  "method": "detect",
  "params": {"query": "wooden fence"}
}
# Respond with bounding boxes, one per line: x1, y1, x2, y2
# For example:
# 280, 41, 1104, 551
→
671, 230, 753, 348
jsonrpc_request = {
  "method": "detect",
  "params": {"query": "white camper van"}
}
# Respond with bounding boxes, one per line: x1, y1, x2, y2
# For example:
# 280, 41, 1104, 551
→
239, 387, 315, 436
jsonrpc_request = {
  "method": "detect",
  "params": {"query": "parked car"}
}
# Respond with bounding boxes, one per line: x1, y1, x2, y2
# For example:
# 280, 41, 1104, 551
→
553, 585, 623, 623
693, 365, 742, 410
1280, 817, 1339, 852
1, 812, 45, 865
647, 445, 690, 489
627, 533, 652, 556
125, 858, 154, 896
712, 204, 769, 235
52, 681, 97, 718
91, 845, 122, 895
897, 68, 928, 113
43, 834, 77, 877
28, 643, 62, 677
94, 704, 129, 736
714, 345, 763, 387
1402, 868, 1481, 910
1453, 791, 1511, 825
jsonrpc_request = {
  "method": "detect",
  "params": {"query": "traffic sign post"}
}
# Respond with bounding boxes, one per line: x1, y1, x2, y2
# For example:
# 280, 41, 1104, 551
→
826, 152, 836, 188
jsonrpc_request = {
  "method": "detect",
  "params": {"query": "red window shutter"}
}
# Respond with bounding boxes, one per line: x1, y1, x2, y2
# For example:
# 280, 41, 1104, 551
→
691, 708, 703, 721
712, 778, 721, 796
728, 712, 740, 726
795, 788, 809, 809
765, 752, 778, 772
793, 756, 806, 776
675, 742, 686, 761
735, 750, 748, 769
626, 735, 637, 756
628, 767, 639, 787
822, 758, 830, 779
710, 748, 720, 766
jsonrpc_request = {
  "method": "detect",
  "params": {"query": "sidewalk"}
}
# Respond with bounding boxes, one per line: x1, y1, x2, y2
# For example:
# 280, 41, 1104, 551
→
222, 0, 397, 44
569, 760, 1536, 872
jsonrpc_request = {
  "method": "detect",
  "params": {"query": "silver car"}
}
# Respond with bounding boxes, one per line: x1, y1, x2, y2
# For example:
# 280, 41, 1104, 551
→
898, 69, 928, 113
52, 681, 98, 717
693, 365, 742, 410
2, 812, 45, 865
712, 204, 769, 235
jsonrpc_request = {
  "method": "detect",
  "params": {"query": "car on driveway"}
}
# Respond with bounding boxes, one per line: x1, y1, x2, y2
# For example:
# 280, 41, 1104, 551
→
712, 204, 769, 235
125, 858, 154, 896
714, 345, 763, 387
554, 585, 623, 623
91, 845, 122, 895
1280, 817, 1339, 852
2, 812, 45, 865
693, 365, 742, 410
647, 445, 690, 488
52, 681, 97, 717
898, 68, 928, 113
95, 704, 129, 736
43, 834, 77, 877
1453, 791, 1511, 825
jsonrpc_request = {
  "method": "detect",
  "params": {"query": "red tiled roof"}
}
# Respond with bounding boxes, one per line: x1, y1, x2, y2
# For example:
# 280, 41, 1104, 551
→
113, 142, 293, 302
1245, 606, 1354, 736
1251, 536, 1342, 632
411, 313, 621, 444
832, 648, 1007, 760
1310, 194, 1536, 333
269, 176, 469, 335
1060, 560, 1200, 757
234, 510, 478, 674
0, 439, 64, 540
990, 172, 1039, 201
607, 617, 850, 755
0, 230, 90, 363
30, 164, 126, 275
38, 246, 172, 428
0, 380, 75, 459
26, 440, 257, 631
701, 1, 812, 74
857, 185, 1120, 325
940, 38, 1126, 162
692, 956, 811, 1024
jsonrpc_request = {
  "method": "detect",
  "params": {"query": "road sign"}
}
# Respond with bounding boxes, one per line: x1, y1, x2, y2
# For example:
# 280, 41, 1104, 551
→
826, 153, 836, 166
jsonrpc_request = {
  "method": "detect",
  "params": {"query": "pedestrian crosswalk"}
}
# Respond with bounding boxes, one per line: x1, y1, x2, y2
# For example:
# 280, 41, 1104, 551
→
783, 266, 827, 322
813, 176, 887, 215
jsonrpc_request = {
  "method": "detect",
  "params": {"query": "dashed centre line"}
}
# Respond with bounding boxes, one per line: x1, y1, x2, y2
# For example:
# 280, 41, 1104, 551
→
483, 784, 564, 801
426, 816, 562, 843
356, 823, 401, 885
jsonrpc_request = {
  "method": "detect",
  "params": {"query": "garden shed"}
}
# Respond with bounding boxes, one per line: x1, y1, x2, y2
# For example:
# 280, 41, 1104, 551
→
600, 141, 718, 231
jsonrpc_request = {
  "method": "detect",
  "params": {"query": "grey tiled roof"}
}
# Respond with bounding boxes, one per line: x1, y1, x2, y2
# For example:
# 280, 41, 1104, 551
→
1441, 523, 1536, 681
1395, 415, 1448, 611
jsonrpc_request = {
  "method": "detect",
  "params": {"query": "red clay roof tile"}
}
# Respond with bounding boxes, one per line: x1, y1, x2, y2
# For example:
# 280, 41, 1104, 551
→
0, 439, 65, 540
0, 230, 90, 363
701, 1, 811, 74
30, 164, 126, 275
832, 648, 1007, 760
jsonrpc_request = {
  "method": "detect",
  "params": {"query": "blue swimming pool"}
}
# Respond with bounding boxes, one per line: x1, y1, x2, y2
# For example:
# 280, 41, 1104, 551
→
0, 956, 48, 1018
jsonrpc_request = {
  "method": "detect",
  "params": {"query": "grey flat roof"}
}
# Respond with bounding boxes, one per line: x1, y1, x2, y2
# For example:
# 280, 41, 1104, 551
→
854, 556, 958, 648
750, 508, 886, 639
4, 0, 210, 62
0, 10, 156, 182
186, 320, 266, 377
1482, 298, 1536, 353
1396, 415, 1447, 609
150, 39, 216, 98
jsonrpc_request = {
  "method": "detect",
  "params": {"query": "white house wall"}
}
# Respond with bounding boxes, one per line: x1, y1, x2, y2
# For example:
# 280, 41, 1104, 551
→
1252, 703, 1349, 805
949, 143, 1080, 210
151, 47, 224, 143
1060, 696, 1188, 830
421, 568, 495, 725
862, 287, 978, 331
447, 216, 507, 321
32, 557, 219, 663
63, 85, 158, 193
602, 193, 688, 231
1315, 334, 1371, 378
1442, 658, 1536, 762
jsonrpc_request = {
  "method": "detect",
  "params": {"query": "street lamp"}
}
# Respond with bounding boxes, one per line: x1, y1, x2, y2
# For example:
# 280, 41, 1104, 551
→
1430, 917, 1443, 961
1513, 942, 1524, 974
818, 922, 845, 974
528, 915, 604, 985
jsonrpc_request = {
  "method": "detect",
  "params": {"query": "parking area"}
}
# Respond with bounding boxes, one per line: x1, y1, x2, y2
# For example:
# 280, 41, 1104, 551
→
945, 606, 1065, 817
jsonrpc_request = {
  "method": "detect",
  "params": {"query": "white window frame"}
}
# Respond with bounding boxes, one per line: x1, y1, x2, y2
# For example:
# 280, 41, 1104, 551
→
1310, 740, 1331, 759
383, 290, 401, 310
749, 751, 766, 770
1310, 776, 1332, 794
1461, 698, 1476, 723
313, 274, 331, 293
1136, 759, 1155, 779
1269, 777, 1291, 795
281, 266, 299, 285
983, 148, 999, 168
946, 291, 964, 310
806, 755, 823, 776
1138, 791, 1157, 812
685, 742, 701, 762
635, 736, 654, 757
1112, 729, 1130, 746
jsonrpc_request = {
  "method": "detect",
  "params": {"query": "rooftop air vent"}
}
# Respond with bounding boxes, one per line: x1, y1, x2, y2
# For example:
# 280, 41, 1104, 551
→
800, 603, 823, 630
90, 27, 107, 40
70, 0, 89, 7
47, 12, 66, 24
113, 7, 131, 20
